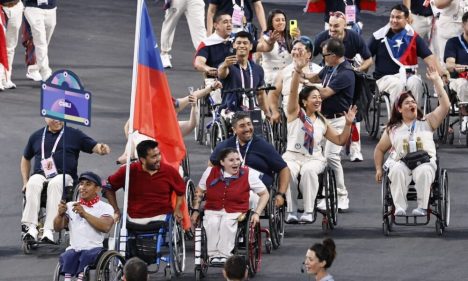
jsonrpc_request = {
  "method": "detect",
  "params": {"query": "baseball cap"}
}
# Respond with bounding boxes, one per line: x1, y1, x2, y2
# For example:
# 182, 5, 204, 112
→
78, 171, 102, 187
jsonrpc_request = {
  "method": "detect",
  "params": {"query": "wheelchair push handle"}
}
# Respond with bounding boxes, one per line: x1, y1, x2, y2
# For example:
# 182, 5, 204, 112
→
223, 84, 276, 95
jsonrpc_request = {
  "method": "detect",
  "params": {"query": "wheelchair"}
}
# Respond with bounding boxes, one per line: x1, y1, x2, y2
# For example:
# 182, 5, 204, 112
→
285, 166, 338, 233
270, 108, 287, 155
262, 175, 285, 250
194, 210, 262, 280
381, 160, 450, 236
21, 180, 77, 254
123, 214, 185, 280
436, 82, 468, 147
195, 78, 222, 146
209, 85, 275, 151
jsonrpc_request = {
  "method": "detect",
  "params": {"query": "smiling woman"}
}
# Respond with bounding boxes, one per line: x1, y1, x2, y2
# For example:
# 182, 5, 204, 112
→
304, 238, 336, 281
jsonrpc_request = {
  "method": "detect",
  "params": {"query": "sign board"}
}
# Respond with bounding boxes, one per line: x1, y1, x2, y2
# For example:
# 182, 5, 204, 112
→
40, 70, 92, 127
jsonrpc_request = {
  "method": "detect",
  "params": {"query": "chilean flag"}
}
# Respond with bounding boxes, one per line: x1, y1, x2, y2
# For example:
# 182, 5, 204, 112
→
0, 9, 8, 72
374, 24, 418, 67
305, 0, 377, 13
130, 1, 190, 229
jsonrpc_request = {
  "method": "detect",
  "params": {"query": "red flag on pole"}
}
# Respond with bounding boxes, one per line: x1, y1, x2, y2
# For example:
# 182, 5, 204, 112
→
0, 10, 9, 72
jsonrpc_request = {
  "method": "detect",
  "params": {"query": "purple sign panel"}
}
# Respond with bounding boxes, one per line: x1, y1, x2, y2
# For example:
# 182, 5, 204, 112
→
40, 70, 91, 127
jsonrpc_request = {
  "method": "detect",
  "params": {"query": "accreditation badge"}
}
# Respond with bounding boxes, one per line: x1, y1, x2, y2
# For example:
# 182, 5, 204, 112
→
41, 157, 58, 178
232, 4, 244, 26
37, 0, 49, 6
345, 5, 356, 23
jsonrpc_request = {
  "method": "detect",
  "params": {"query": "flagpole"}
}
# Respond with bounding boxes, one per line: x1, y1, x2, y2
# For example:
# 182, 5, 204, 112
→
120, 0, 143, 256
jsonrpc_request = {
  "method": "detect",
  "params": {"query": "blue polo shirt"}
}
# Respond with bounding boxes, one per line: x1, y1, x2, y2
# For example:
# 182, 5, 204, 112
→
313, 29, 371, 61
23, 126, 97, 181
220, 61, 264, 112
24, 0, 57, 9
368, 31, 432, 80
210, 0, 260, 23
319, 60, 355, 116
410, 0, 433, 17
210, 135, 287, 187
444, 35, 468, 65
323, 0, 361, 23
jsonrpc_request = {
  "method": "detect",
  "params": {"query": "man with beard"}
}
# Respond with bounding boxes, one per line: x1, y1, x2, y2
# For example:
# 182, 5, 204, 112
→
210, 111, 290, 208
105, 140, 185, 224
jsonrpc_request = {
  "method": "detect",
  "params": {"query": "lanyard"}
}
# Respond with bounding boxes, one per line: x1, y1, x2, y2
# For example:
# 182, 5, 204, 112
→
236, 137, 252, 167
239, 61, 253, 89
408, 120, 416, 140
458, 34, 468, 54
232, 0, 244, 9
41, 126, 64, 160
322, 66, 338, 88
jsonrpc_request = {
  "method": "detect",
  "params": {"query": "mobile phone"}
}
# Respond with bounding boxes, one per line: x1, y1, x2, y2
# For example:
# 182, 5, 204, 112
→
228, 46, 236, 56
289, 19, 298, 36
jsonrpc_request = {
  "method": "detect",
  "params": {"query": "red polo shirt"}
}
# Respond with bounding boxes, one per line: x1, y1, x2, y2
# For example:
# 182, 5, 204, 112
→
108, 161, 185, 218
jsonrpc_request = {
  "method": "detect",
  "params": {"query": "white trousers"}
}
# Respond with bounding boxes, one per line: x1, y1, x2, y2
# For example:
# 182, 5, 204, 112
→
283, 151, 327, 213
376, 73, 424, 105
450, 78, 468, 102
160, 0, 206, 53
204, 210, 241, 258
388, 160, 436, 210
324, 117, 348, 199
22, 173, 73, 231
24, 6, 56, 77
434, 17, 463, 63
1, 1, 24, 81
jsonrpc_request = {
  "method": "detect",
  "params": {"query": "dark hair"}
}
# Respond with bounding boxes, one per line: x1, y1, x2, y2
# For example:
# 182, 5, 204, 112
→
463, 11, 468, 23
386, 91, 423, 132
234, 31, 253, 44
322, 38, 345, 57
231, 111, 251, 127
299, 86, 320, 110
136, 140, 158, 160
214, 11, 231, 23
391, 4, 410, 18
124, 257, 148, 281
293, 36, 314, 59
217, 148, 238, 164
310, 238, 336, 269
266, 9, 293, 53
224, 255, 247, 280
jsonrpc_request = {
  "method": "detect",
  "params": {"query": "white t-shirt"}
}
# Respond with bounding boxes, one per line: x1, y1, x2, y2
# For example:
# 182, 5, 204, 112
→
198, 167, 267, 194
66, 200, 114, 251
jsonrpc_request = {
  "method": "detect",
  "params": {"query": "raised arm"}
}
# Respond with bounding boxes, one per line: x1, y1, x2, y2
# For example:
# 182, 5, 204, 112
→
425, 70, 450, 130
206, 4, 217, 36
253, 1, 267, 32
323, 105, 357, 145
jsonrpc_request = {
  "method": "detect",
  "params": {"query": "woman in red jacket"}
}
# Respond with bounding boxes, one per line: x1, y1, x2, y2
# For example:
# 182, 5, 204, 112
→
191, 148, 269, 264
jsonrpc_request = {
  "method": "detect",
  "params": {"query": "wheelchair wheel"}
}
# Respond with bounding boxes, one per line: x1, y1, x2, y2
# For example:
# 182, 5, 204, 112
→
210, 120, 227, 151
381, 172, 393, 236
437, 169, 450, 228
196, 96, 209, 145
368, 94, 380, 139
171, 219, 186, 276
324, 169, 338, 229
437, 114, 450, 145
246, 220, 261, 277
94, 250, 125, 281
262, 119, 274, 145
267, 189, 285, 249
53, 262, 63, 281
421, 83, 432, 115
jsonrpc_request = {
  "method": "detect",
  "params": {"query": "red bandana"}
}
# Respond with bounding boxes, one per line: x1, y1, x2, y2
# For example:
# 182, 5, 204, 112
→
79, 196, 100, 208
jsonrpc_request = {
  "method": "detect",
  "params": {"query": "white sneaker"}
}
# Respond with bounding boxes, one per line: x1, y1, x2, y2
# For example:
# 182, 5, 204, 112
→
41, 229, 55, 243
161, 53, 172, 68
299, 213, 314, 223
285, 212, 298, 223
0, 83, 4, 91
4, 80, 16, 89
316, 199, 326, 210
412, 208, 427, 216
338, 196, 349, 211
26, 71, 42, 82
461, 119, 468, 134
350, 151, 363, 162
24, 227, 38, 241
394, 207, 406, 216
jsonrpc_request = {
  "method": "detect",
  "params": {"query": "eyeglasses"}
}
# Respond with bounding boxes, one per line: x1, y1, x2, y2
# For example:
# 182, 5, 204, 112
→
322, 53, 334, 57
329, 11, 346, 20
292, 36, 314, 52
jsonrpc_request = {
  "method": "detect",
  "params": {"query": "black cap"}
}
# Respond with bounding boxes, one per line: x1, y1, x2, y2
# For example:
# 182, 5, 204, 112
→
78, 171, 102, 187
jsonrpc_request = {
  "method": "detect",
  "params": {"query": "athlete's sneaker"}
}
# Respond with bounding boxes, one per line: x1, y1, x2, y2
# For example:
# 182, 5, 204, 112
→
316, 199, 326, 210
338, 196, 349, 212
285, 212, 298, 223
299, 213, 314, 223
461, 119, 468, 134
350, 150, 363, 162
26, 71, 42, 82
41, 229, 55, 243
4, 80, 16, 89
23, 227, 38, 241
394, 207, 406, 216
161, 53, 172, 68
412, 208, 427, 216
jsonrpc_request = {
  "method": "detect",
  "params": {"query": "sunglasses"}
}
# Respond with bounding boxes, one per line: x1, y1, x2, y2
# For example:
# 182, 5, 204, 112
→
329, 11, 346, 20
293, 36, 314, 52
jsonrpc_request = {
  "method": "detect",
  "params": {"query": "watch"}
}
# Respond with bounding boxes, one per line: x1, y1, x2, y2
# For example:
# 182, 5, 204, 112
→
276, 192, 286, 200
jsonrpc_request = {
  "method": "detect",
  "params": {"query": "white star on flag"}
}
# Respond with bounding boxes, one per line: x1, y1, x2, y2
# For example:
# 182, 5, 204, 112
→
393, 39, 404, 52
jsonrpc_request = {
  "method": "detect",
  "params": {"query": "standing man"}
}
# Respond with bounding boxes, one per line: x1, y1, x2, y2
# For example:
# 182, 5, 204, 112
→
368, 4, 440, 105
314, 11, 373, 162
54, 172, 114, 281
160, 0, 206, 69
303, 38, 356, 211
0, 0, 23, 89
444, 11, 468, 132
404, 0, 437, 49
21, 118, 111, 243
206, 0, 267, 37
434, 0, 468, 62
23, 0, 57, 81
105, 140, 186, 224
